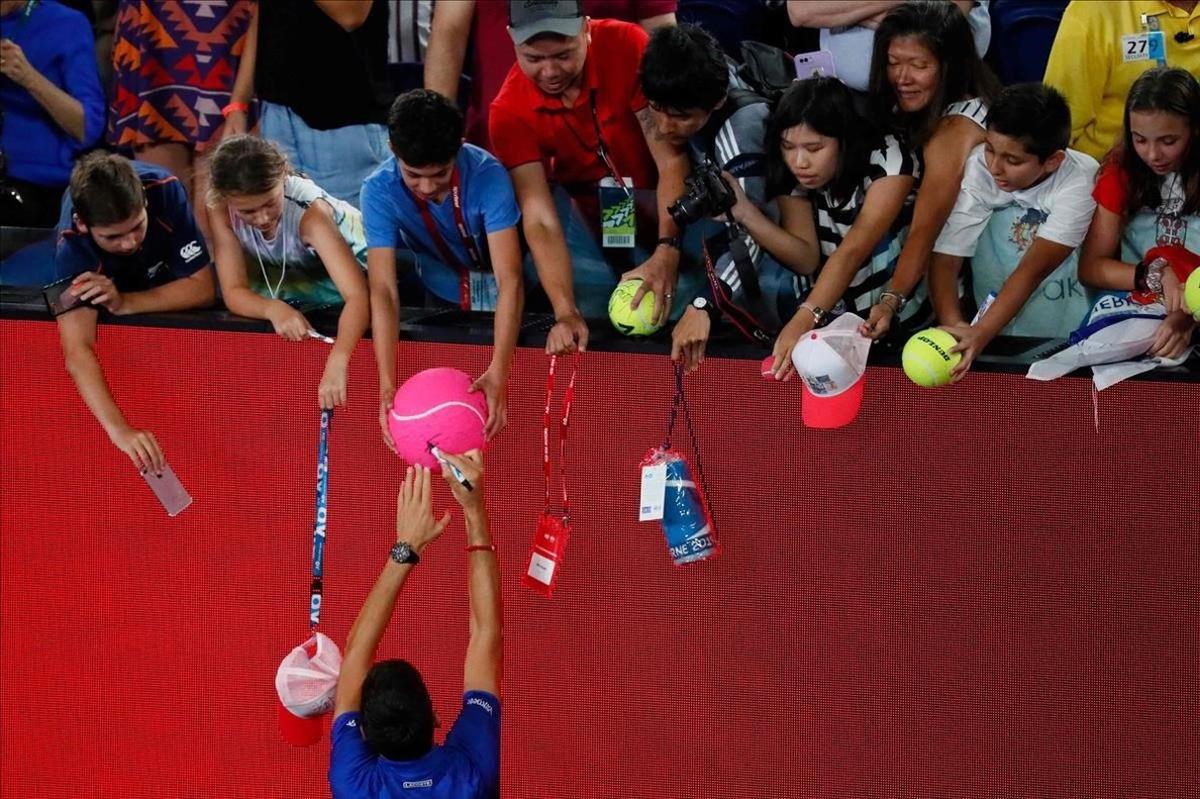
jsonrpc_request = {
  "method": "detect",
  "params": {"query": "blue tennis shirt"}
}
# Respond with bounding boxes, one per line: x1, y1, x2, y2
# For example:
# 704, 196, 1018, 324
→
329, 691, 501, 798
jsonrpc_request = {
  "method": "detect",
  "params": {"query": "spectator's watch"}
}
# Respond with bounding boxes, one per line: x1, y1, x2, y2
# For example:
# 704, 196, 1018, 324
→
657, 236, 681, 251
389, 541, 420, 566
1133, 260, 1149, 292
1145, 258, 1166, 295
691, 296, 718, 320
800, 302, 828, 327
879, 290, 908, 314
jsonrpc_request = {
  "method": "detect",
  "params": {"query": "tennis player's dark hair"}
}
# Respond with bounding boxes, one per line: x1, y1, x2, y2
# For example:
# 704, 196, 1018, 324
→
360, 659, 436, 760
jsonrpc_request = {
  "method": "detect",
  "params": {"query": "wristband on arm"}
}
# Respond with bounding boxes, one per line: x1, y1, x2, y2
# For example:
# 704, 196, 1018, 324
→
221, 101, 250, 118
1133, 260, 1148, 292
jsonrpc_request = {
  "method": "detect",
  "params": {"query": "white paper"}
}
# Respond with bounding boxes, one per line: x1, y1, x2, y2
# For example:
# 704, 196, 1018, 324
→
639, 462, 667, 521
526, 552, 556, 585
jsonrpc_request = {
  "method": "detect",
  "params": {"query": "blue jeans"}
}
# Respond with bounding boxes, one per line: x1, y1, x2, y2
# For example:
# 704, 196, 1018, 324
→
259, 101, 389, 210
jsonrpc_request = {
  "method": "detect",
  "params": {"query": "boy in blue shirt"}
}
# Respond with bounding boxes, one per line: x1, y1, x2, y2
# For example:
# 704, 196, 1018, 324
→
361, 90, 523, 450
330, 453, 501, 799
52, 152, 215, 472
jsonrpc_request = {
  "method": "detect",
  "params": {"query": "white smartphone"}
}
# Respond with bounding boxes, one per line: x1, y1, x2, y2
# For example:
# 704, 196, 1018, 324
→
141, 462, 193, 517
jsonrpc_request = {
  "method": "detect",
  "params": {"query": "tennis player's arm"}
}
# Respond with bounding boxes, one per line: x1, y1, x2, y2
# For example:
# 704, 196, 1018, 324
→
334, 560, 415, 716
462, 505, 502, 697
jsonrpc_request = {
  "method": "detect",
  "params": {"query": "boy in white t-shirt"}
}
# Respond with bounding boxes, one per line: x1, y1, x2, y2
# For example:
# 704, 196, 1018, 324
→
929, 83, 1099, 380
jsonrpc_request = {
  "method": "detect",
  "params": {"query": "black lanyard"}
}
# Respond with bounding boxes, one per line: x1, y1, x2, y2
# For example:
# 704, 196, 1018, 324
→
561, 89, 631, 195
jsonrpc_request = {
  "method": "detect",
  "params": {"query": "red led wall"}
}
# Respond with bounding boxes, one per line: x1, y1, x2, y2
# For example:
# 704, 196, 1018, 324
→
1, 319, 1196, 798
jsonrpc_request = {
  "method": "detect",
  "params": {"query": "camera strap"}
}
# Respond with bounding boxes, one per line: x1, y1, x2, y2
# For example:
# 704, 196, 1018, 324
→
702, 237, 774, 345
412, 167, 489, 311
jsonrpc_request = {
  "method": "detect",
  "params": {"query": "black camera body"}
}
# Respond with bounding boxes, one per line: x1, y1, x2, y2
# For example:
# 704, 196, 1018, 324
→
668, 160, 736, 227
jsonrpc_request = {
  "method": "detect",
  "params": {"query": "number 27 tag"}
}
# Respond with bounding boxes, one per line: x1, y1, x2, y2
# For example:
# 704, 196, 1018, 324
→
1122, 32, 1165, 64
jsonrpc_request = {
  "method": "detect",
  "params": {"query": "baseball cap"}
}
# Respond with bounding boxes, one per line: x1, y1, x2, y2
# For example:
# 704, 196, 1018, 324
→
276, 632, 342, 747
508, 0, 585, 45
790, 312, 870, 429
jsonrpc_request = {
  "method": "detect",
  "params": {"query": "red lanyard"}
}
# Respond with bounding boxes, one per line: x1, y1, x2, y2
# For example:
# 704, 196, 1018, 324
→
542, 353, 580, 519
412, 168, 487, 310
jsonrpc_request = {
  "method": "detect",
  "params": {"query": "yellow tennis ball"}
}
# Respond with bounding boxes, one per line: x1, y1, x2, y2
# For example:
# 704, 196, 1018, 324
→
1185, 268, 1200, 321
608, 278, 662, 336
902, 328, 962, 387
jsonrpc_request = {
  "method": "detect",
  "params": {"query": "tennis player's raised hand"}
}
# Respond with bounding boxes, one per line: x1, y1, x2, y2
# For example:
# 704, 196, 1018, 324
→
395, 465, 451, 552
440, 450, 484, 516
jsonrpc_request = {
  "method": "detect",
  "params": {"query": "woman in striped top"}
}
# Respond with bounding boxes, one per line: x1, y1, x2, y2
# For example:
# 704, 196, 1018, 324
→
721, 78, 918, 379
858, 0, 1001, 341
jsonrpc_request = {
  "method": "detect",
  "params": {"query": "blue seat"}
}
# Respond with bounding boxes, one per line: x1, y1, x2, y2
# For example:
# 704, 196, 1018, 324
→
987, 0, 1071, 85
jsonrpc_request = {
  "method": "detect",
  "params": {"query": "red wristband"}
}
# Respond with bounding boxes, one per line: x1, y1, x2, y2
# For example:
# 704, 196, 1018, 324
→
465, 544, 497, 553
221, 101, 249, 118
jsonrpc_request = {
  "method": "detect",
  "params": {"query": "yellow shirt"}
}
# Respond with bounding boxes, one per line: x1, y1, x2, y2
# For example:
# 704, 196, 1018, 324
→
1044, 0, 1200, 161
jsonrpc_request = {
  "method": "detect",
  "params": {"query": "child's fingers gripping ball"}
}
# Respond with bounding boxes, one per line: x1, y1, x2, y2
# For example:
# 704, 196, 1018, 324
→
902, 328, 962, 388
609, 278, 663, 336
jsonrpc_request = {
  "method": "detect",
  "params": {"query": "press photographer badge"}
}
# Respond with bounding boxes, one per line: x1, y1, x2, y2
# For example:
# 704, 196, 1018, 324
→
599, 176, 635, 248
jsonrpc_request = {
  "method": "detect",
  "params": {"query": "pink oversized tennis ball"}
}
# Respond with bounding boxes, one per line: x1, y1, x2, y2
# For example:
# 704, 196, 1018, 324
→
388, 368, 487, 468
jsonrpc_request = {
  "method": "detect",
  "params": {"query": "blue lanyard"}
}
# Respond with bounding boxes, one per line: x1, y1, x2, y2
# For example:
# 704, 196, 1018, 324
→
309, 408, 331, 628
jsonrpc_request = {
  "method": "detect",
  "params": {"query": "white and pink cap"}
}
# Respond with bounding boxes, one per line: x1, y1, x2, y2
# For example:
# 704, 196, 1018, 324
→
275, 632, 342, 746
790, 312, 871, 429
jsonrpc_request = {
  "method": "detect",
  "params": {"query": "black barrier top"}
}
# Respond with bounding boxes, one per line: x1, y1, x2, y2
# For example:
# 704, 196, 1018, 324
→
1, 285, 1197, 383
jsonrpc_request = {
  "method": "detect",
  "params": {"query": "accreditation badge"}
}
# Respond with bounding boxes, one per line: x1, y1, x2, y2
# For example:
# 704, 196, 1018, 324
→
599, 176, 636, 248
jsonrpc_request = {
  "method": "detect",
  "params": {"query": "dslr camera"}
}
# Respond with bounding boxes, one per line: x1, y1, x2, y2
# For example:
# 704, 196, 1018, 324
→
668, 159, 736, 227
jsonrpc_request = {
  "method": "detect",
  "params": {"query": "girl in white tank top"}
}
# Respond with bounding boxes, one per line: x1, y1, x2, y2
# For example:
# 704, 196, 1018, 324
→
207, 135, 371, 410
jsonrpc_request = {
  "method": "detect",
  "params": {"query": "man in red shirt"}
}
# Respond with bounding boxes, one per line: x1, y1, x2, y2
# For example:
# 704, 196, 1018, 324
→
488, 0, 691, 354
424, 0, 676, 148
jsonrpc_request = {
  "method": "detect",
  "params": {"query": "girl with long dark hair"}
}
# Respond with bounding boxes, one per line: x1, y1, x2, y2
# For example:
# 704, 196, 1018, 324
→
1079, 67, 1200, 360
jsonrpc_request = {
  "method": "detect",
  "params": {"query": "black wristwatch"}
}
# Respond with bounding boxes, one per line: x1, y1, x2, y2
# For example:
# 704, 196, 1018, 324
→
657, 236, 681, 251
389, 541, 420, 565
691, 296, 718, 320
